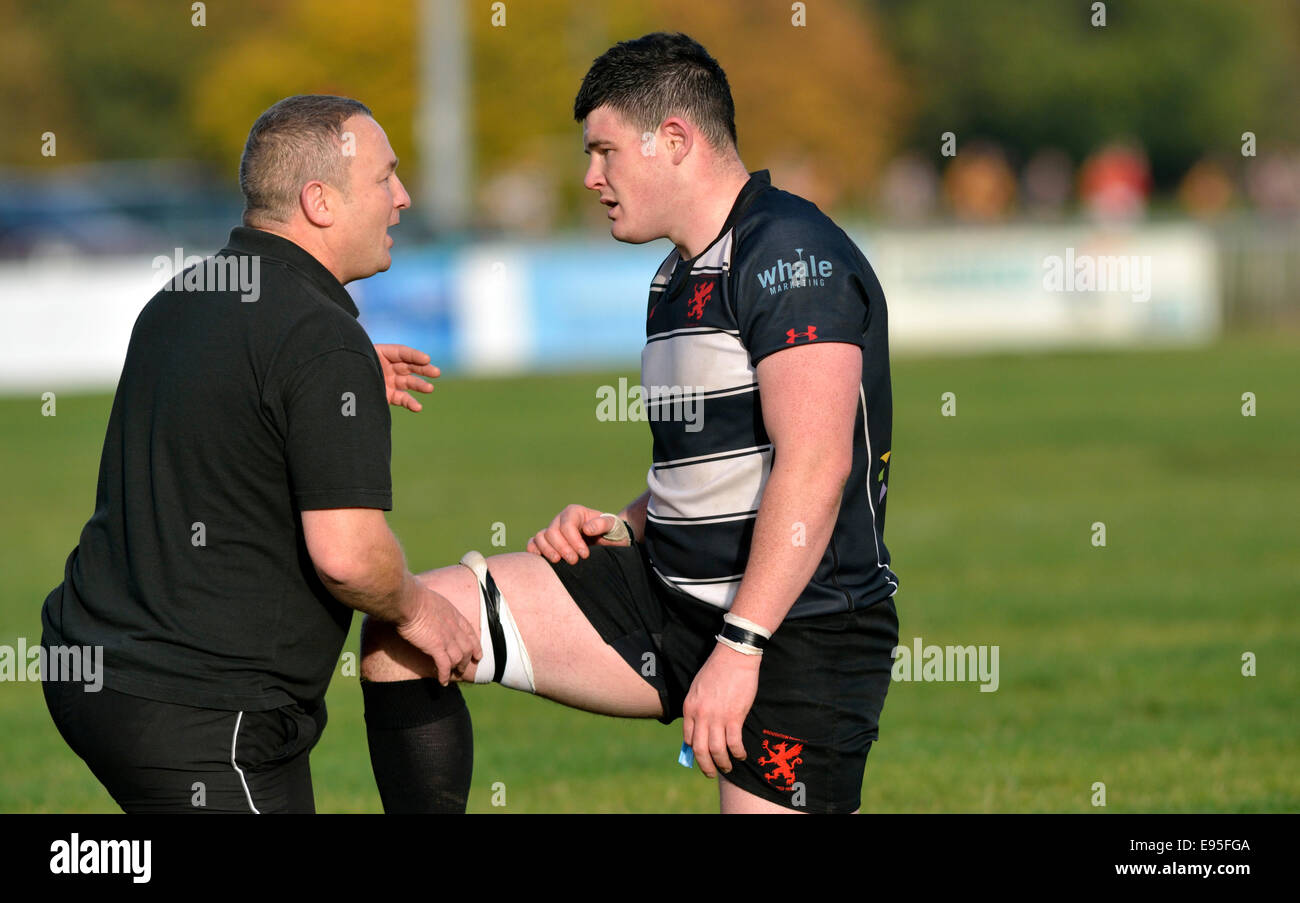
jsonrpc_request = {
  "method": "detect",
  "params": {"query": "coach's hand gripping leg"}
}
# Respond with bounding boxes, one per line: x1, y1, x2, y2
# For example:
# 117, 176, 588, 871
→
460, 550, 536, 693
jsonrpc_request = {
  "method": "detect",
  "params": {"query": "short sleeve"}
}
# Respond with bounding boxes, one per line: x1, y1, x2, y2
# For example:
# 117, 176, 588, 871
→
732, 219, 868, 366
282, 347, 392, 510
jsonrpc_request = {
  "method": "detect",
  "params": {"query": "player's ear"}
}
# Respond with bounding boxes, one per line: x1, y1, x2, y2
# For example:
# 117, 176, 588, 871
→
660, 117, 693, 164
300, 180, 335, 227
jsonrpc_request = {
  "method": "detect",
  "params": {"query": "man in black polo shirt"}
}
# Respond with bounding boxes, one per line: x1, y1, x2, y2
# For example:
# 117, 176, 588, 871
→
40, 95, 480, 813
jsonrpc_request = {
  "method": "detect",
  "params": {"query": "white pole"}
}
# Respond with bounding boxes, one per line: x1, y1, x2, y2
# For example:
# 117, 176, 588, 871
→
419, 0, 470, 233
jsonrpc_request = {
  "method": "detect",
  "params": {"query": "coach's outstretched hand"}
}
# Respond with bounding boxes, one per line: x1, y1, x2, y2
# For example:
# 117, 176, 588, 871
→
527, 504, 629, 565
374, 343, 440, 412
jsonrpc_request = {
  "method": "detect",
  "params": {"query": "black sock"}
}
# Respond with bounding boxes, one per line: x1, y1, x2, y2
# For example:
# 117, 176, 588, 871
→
362, 678, 473, 814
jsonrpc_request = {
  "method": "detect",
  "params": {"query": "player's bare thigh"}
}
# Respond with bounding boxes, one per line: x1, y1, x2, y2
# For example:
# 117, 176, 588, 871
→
359, 551, 662, 719
718, 776, 858, 814
719, 775, 801, 814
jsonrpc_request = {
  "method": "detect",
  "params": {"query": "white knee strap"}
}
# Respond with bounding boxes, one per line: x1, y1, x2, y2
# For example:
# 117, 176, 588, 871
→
459, 551, 536, 693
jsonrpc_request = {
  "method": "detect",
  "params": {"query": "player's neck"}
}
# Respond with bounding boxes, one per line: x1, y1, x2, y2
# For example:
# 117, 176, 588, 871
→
671, 166, 753, 261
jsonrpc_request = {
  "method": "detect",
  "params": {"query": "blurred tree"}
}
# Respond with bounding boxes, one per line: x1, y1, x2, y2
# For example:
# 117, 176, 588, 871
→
9, 0, 214, 164
7, 0, 905, 225
471, 0, 907, 226
1, 1, 418, 179
0, 0, 79, 164
189, 0, 418, 189
874, 0, 1300, 191
10, 0, 1293, 223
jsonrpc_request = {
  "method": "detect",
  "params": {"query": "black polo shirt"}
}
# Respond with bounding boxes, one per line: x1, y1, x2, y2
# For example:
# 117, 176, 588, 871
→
41, 227, 392, 711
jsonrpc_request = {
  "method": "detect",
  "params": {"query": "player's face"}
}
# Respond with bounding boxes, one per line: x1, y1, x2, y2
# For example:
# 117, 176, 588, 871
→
582, 105, 666, 244
336, 115, 410, 282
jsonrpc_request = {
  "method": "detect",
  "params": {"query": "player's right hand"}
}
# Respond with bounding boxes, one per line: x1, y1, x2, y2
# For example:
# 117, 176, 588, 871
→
527, 504, 626, 565
397, 581, 481, 685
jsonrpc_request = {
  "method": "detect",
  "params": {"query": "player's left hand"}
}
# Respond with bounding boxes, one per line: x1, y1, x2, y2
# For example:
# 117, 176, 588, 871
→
374, 343, 440, 412
682, 644, 761, 779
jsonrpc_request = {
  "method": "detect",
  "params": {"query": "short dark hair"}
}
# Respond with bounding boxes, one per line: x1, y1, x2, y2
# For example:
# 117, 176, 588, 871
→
239, 94, 373, 226
573, 32, 737, 152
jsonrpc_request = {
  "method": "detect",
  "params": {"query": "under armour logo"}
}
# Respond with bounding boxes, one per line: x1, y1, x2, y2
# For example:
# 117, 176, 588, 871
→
785, 325, 817, 344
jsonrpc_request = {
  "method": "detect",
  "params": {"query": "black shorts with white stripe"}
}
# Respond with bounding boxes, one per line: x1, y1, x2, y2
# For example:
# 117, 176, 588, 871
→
42, 655, 325, 814
548, 540, 899, 814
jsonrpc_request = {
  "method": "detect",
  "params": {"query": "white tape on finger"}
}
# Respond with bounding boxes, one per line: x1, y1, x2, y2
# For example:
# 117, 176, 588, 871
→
599, 513, 630, 544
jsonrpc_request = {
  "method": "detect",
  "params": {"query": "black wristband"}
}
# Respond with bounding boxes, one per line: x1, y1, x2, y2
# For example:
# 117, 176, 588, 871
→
719, 621, 768, 651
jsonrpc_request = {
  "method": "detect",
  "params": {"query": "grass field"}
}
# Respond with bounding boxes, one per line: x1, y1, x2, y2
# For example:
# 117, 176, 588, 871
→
1, 335, 1297, 813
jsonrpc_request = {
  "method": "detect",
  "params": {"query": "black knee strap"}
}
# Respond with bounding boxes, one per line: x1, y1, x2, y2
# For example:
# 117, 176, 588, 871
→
479, 569, 508, 684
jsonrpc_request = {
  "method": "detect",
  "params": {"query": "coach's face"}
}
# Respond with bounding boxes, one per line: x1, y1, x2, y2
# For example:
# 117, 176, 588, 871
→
334, 115, 410, 282
582, 105, 669, 244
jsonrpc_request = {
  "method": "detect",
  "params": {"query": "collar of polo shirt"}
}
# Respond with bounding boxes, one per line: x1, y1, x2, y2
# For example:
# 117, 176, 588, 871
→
225, 226, 361, 318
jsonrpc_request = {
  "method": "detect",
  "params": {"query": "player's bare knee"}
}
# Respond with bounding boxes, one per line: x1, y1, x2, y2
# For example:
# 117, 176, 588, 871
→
358, 614, 396, 680
359, 615, 428, 683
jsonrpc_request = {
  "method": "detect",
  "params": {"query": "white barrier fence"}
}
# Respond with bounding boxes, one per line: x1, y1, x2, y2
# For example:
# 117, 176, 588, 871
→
868, 224, 1219, 353
0, 224, 1220, 393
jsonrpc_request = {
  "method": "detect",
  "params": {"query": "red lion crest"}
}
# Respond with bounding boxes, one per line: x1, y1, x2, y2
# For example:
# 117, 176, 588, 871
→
687, 281, 714, 320
757, 739, 804, 791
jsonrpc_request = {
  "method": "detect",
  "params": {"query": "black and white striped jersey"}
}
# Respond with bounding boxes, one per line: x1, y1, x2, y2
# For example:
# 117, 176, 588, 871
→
640, 170, 898, 619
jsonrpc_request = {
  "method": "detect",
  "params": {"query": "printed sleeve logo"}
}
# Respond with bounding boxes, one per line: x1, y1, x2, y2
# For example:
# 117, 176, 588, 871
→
687, 280, 714, 320
785, 325, 817, 344
756, 247, 833, 295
